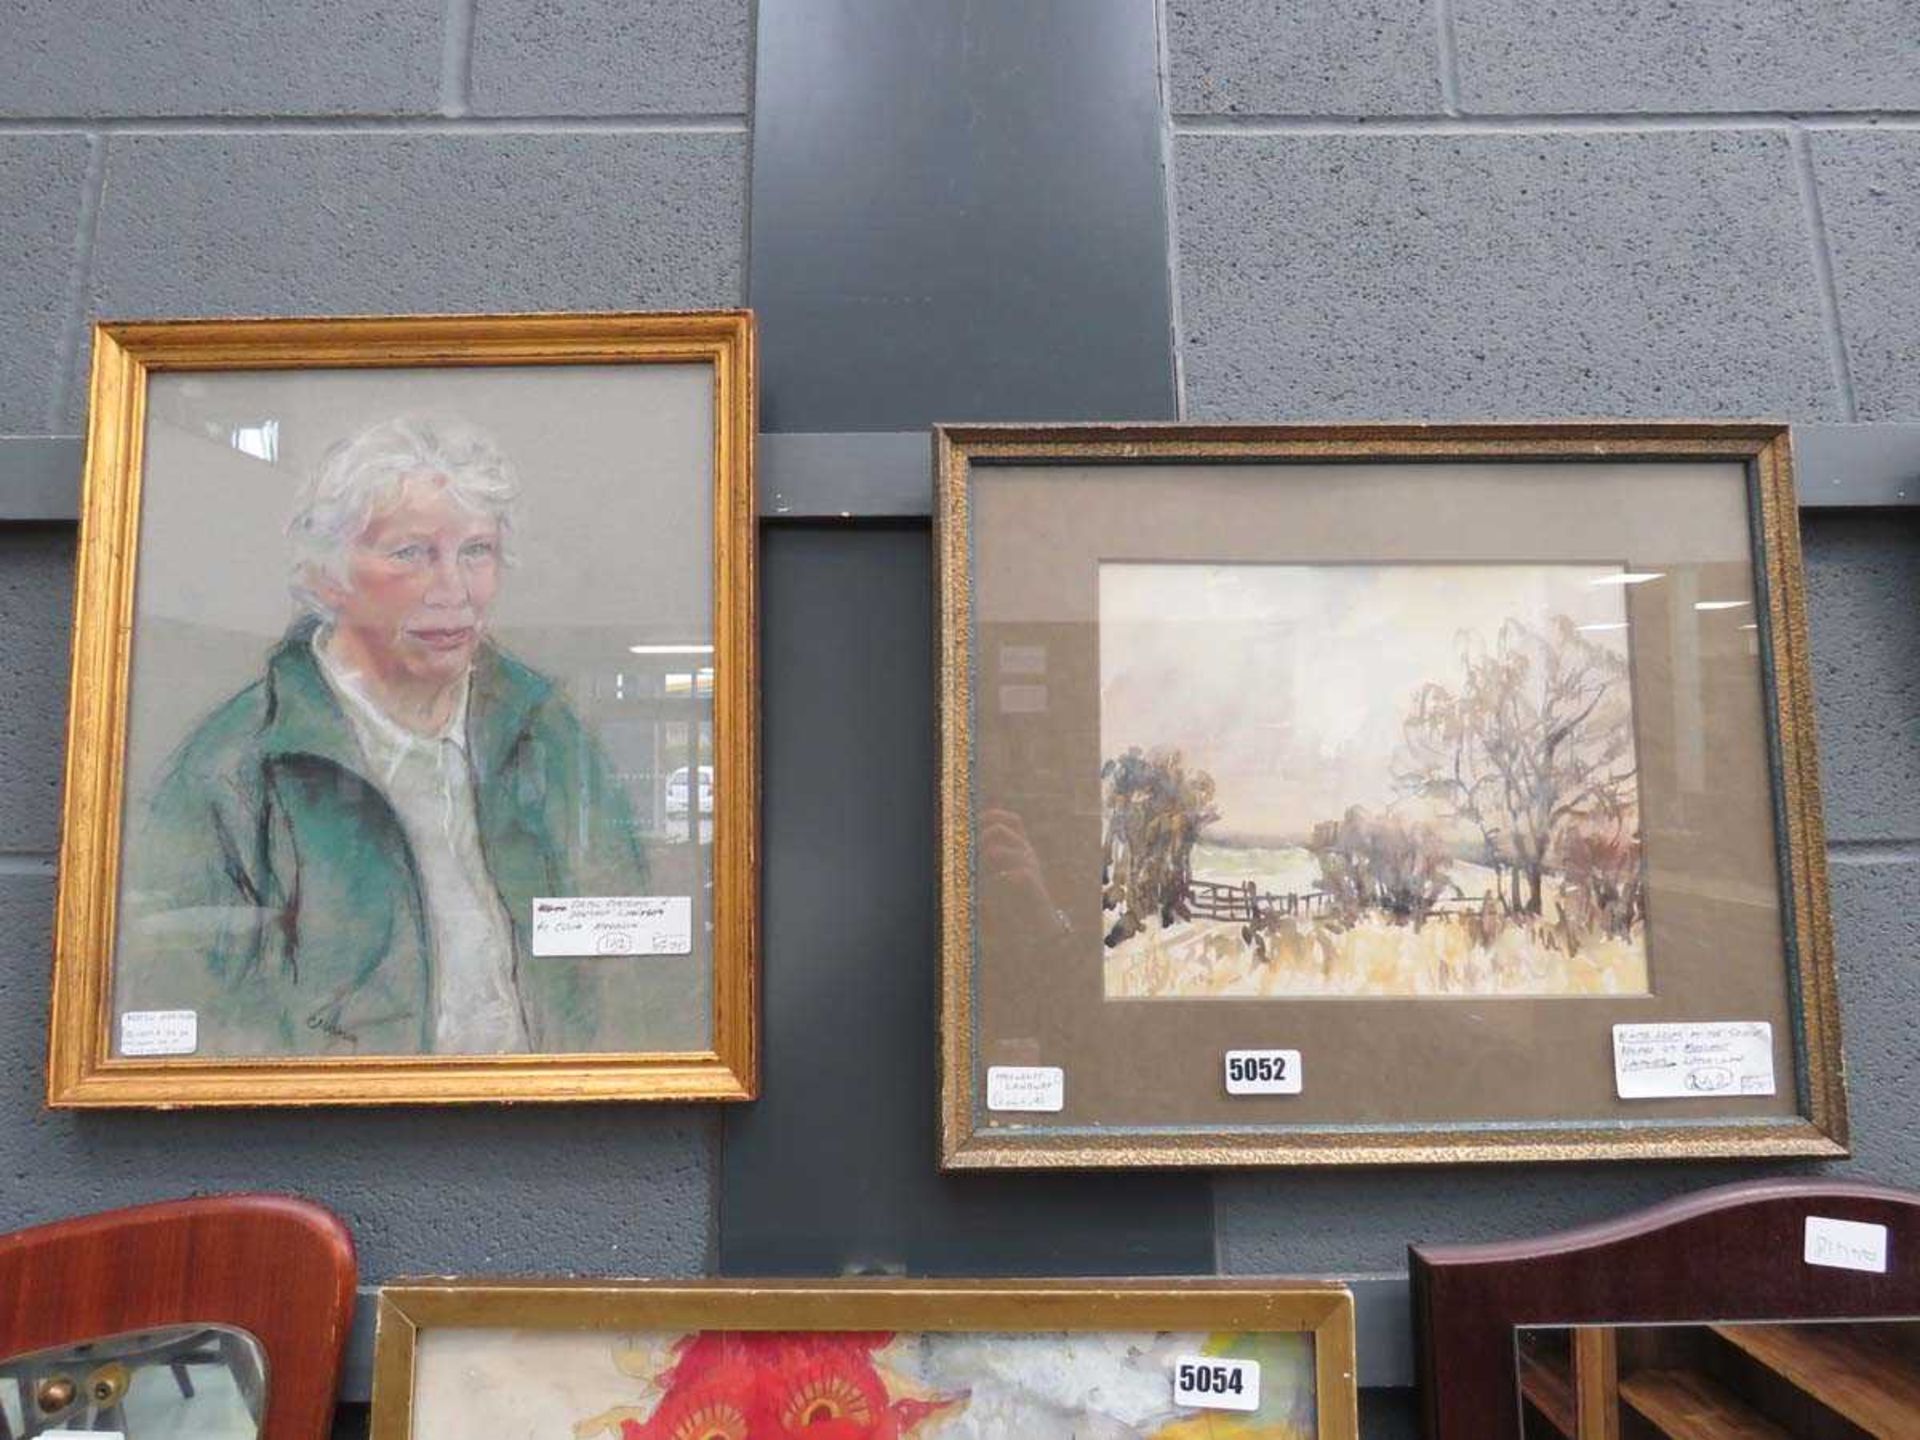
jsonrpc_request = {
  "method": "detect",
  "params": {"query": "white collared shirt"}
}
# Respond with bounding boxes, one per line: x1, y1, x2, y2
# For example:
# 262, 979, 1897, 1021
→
315, 637, 529, 1054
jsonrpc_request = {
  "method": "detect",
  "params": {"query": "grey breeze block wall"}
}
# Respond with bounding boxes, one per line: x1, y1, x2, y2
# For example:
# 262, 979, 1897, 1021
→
0, 0, 1916, 1410
0, 0, 751, 1282
1168, 0, 1920, 1276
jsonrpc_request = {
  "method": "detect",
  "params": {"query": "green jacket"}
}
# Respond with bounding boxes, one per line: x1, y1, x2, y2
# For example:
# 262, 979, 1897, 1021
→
117, 620, 652, 1056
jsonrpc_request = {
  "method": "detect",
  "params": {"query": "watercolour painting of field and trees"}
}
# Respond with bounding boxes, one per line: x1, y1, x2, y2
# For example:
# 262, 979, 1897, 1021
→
1098, 562, 1649, 1000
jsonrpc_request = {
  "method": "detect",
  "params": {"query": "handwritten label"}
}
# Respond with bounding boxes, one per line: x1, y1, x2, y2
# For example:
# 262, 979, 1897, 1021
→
986, 1065, 1064, 1113
1805, 1216, 1889, 1274
119, 1010, 197, 1057
1613, 1021, 1775, 1099
998, 643, 1048, 676
531, 897, 691, 957
998, 683, 1048, 714
1173, 1356, 1260, 1413
1224, 1048, 1302, 1096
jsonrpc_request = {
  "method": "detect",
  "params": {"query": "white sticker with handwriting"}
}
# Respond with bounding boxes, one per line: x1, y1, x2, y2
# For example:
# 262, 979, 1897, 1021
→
987, 1065, 1064, 1112
1224, 1049, 1302, 1095
120, 1010, 197, 1057
532, 897, 691, 957
998, 644, 1048, 676
1805, 1216, 1889, 1273
1613, 1021, 1775, 1099
998, 683, 1049, 714
1173, 1356, 1260, 1412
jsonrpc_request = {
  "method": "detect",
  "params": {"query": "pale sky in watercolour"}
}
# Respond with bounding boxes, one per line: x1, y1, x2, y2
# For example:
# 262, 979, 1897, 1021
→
1098, 561, 1633, 840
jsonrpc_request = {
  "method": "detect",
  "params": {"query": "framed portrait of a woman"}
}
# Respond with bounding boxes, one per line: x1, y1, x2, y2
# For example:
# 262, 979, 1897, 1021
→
48, 312, 757, 1107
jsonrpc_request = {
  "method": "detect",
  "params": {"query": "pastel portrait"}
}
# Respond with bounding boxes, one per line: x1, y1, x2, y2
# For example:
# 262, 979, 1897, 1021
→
116, 411, 672, 1058
78, 338, 744, 1087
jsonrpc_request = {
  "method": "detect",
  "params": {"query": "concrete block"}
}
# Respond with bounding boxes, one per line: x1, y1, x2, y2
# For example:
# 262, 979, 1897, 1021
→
1802, 512, 1920, 843
0, 2, 441, 117
1455, 0, 1920, 114
1167, 0, 1441, 116
1216, 858, 1919, 1269
0, 871, 718, 1277
0, 528, 74, 855
77, 131, 748, 423
472, 0, 752, 116
1814, 133, 1920, 422
0, 136, 91, 431
1825, 859, 1920, 1182
1175, 129, 1841, 421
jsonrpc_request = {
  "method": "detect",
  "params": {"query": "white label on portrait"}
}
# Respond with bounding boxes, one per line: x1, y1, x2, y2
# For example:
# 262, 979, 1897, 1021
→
998, 643, 1048, 676
1224, 1048, 1302, 1095
531, 897, 692, 957
987, 1065, 1065, 1112
1172, 1355, 1261, 1413
1612, 1021, 1775, 1099
1805, 1216, 1889, 1274
998, 683, 1049, 714
119, 1009, 197, 1057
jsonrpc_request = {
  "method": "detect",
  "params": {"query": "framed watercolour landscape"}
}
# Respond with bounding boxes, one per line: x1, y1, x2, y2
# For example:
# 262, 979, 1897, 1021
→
936, 423, 1845, 1168
48, 312, 757, 1106
370, 1279, 1358, 1439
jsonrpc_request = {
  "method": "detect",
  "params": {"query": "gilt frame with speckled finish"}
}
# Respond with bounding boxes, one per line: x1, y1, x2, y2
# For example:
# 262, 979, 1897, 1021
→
936, 423, 1845, 1170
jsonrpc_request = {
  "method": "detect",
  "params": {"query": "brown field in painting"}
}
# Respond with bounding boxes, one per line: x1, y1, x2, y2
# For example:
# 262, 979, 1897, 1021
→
1104, 909, 1648, 1000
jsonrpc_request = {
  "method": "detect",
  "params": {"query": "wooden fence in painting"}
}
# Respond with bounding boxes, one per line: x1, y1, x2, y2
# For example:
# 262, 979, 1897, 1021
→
1186, 877, 1494, 926
1187, 879, 1332, 923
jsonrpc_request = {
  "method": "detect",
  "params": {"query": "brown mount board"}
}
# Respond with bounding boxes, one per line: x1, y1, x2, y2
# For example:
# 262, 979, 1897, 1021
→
0, 1193, 356, 1440
1410, 1179, 1920, 1440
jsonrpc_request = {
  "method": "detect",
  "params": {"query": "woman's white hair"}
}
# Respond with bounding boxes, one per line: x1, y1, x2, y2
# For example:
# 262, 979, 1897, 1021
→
286, 414, 520, 619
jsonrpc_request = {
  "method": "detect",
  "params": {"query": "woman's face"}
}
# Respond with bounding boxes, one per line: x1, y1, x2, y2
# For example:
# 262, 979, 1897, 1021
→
323, 471, 503, 690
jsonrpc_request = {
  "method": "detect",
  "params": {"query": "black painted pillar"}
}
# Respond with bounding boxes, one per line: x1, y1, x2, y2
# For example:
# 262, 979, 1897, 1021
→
723, 0, 1209, 1275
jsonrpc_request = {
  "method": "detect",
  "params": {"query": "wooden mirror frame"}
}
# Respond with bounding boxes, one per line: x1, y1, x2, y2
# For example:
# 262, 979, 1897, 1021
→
0, 1193, 356, 1440
1411, 1178, 1920, 1439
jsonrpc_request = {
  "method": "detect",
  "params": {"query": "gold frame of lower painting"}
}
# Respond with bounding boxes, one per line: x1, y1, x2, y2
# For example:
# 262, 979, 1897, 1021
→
47, 311, 759, 1107
370, 1278, 1358, 1440
936, 422, 1845, 1170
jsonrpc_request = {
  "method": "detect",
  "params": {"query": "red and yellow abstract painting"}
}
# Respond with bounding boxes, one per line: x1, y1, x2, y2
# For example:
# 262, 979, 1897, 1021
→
412, 1326, 1317, 1438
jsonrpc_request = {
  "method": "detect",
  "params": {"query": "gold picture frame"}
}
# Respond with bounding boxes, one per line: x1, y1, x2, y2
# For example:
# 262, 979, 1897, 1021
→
371, 1278, 1359, 1439
937, 422, 1844, 1168
48, 311, 758, 1106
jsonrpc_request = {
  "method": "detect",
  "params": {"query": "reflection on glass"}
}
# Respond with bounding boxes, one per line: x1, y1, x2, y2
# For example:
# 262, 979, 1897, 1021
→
0, 1324, 263, 1438
227, 420, 279, 464
1517, 1319, 1920, 1438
